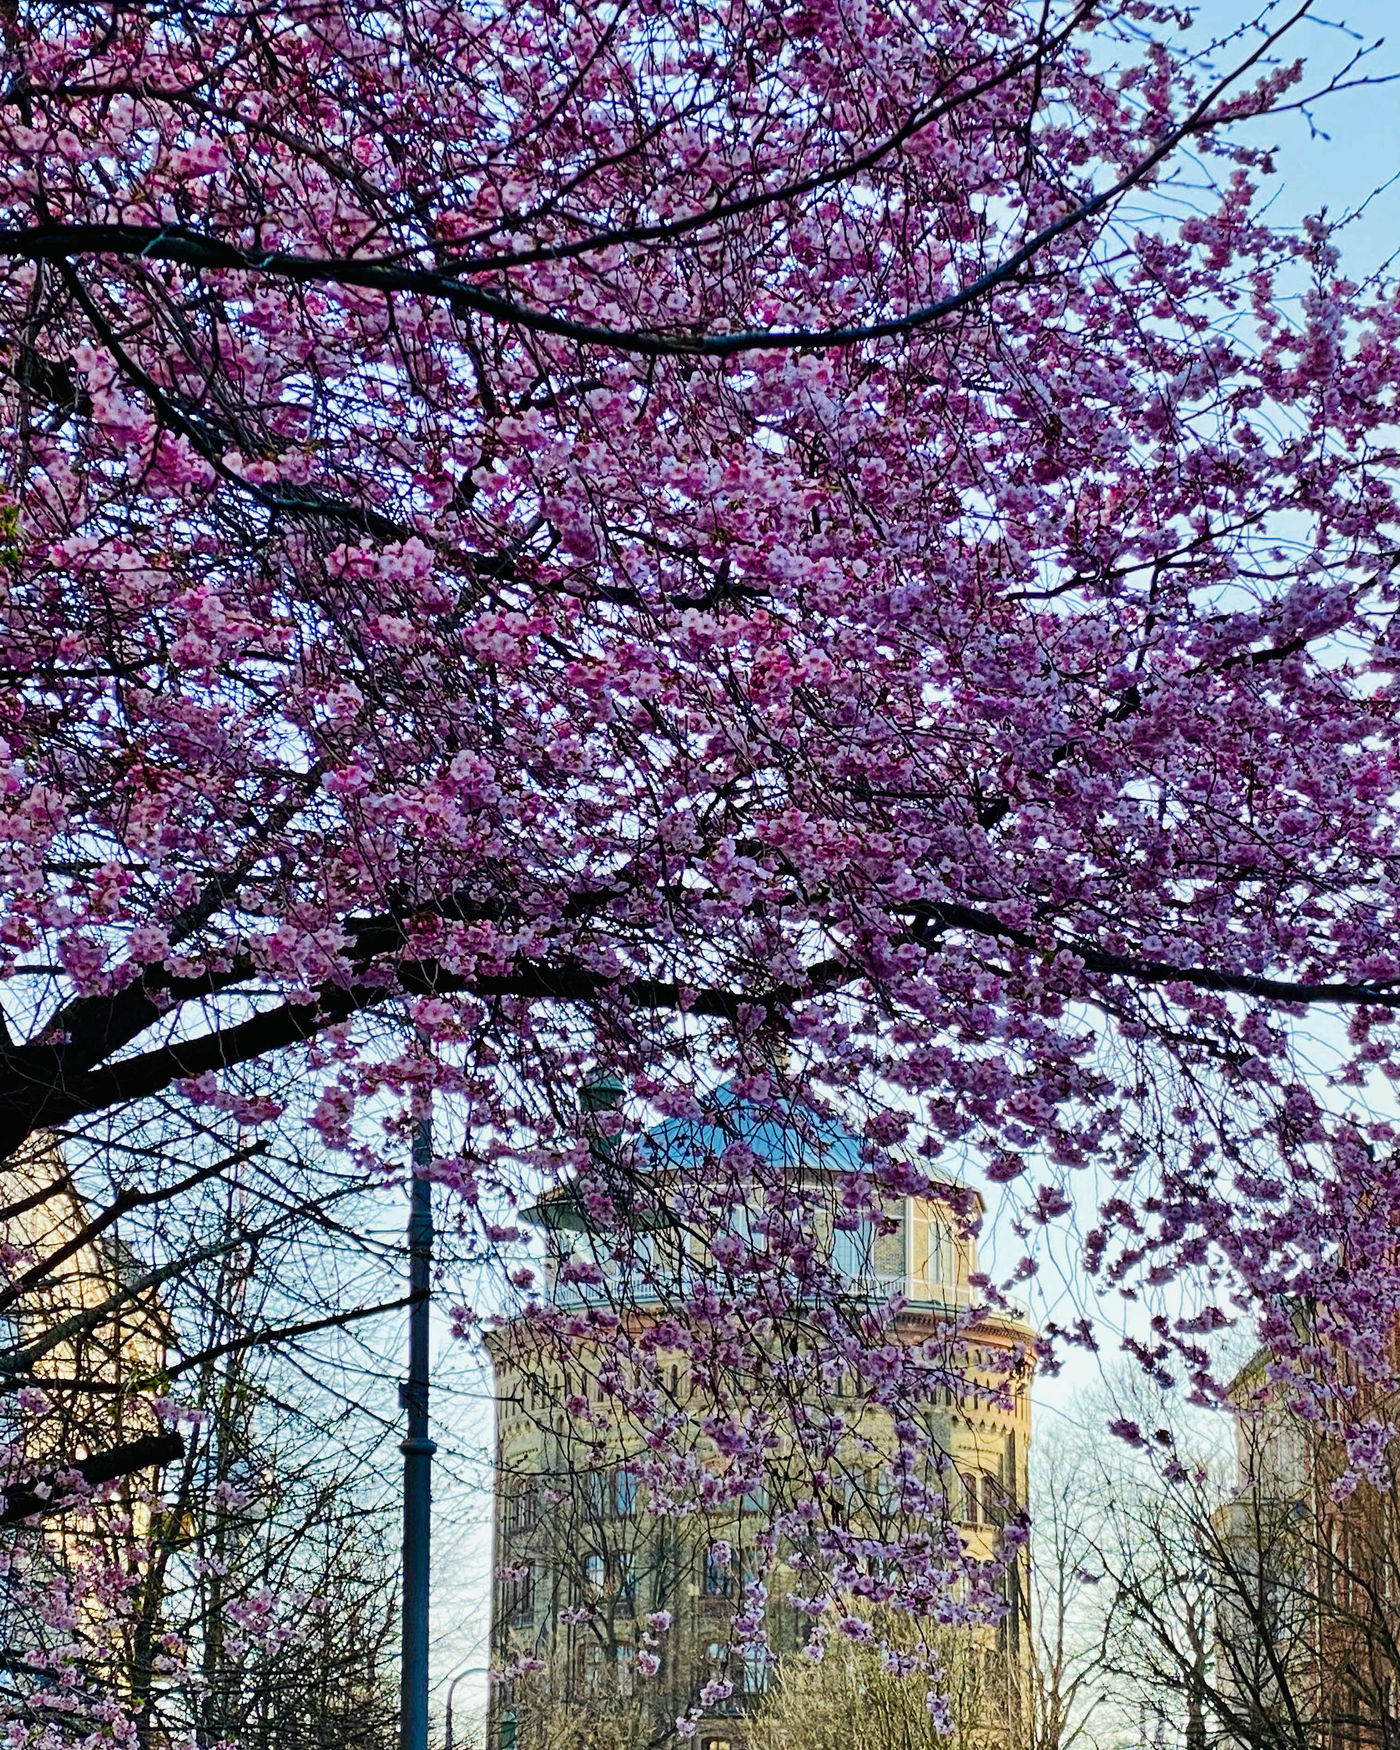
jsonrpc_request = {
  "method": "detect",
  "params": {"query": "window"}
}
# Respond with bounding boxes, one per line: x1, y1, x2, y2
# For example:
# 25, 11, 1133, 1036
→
553, 1228, 606, 1306
870, 1205, 906, 1292
981, 1471, 1006, 1529
619, 1229, 662, 1302
616, 1645, 635, 1697
704, 1550, 731, 1597
505, 1564, 534, 1626
585, 1467, 637, 1520
618, 1552, 637, 1606
584, 1553, 606, 1591
831, 1220, 871, 1284
740, 1481, 767, 1515
840, 1473, 868, 1520
717, 1200, 764, 1272
960, 1473, 979, 1526
742, 1646, 772, 1695
999, 1561, 1023, 1655
505, 1479, 538, 1533
910, 1205, 952, 1300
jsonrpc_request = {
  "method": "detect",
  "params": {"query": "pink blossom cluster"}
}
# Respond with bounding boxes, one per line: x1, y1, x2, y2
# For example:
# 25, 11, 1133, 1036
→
1, 0, 1399, 1728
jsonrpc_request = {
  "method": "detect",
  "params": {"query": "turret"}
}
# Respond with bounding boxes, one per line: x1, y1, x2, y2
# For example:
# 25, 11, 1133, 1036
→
525, 1081, 982, 1312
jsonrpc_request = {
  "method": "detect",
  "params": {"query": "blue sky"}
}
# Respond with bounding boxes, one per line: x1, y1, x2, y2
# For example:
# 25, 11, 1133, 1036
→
1210, 3, 1400, 275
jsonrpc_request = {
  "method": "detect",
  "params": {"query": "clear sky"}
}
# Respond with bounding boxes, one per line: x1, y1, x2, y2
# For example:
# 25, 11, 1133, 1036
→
1227, 2, 1400, 276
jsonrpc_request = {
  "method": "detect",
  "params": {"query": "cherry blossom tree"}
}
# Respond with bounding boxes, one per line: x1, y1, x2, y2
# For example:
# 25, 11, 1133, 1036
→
4, 0, 1400, 1733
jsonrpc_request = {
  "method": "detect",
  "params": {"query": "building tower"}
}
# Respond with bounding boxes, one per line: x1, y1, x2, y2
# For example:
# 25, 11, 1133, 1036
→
486, 1086, 1034, 1750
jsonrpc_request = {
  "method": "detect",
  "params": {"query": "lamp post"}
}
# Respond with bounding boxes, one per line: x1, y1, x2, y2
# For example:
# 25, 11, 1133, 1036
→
443, 1664, 489, 1750
400, 1112, 436, 1750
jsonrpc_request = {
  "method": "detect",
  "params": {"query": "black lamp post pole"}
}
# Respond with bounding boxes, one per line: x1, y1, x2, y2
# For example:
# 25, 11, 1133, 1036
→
400, 1113, 436, 1750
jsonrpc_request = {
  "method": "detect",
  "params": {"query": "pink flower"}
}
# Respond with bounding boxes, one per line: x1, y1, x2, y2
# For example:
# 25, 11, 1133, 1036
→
0, 0, 1394, 1687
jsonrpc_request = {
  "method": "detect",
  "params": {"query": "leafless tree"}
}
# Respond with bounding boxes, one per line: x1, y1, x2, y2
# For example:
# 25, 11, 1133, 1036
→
1024, 1437, 1114, 1750
0, 1101, 487, 1747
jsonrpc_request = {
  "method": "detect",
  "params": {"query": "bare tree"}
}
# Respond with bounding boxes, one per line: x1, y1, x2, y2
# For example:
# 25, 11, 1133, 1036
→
1093, 1395, 1400, 1750
1024, 1438, 1114, 1750
745, 1608, 1014, 1750
1, 1109, 469, 1747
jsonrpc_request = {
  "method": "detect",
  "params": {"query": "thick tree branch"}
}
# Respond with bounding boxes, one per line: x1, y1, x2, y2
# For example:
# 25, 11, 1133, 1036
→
908, 897, 1400, 1010
4, 954, 845, 1140
4, 881, 1400, 1163
0, 1168, 74, 1225
0, 8, 1315, 361
0, 1432, 185, 1526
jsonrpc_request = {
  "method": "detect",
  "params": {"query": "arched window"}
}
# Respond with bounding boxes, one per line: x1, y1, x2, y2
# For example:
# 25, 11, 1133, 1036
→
502, 1563, 534, 1626
505, 1477, 538, 1533
704, 1549, 732, 1597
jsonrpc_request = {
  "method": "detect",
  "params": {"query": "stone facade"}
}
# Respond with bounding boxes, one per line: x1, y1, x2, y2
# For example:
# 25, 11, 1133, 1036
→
485, 1093, 1033, 1750
3, 1132, 171, 1457
1216, 1321, 1400, 1745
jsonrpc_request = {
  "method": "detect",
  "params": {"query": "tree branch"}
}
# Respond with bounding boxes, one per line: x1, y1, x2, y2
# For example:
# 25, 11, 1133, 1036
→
162, 1294, 416, 1382
2, 1228, 242, 1385
0, 6, 1316, 361
0, 1142, 266, 1317
905, 897, 1400, 1011
1, 1432, 184, 1526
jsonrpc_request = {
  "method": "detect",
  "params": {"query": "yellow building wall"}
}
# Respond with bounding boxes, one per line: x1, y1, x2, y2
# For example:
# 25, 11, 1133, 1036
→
485, 1188, 1033, 1750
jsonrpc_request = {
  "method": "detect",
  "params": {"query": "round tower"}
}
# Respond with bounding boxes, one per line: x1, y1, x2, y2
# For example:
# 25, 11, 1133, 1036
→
485, 1086, 1034, 1750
